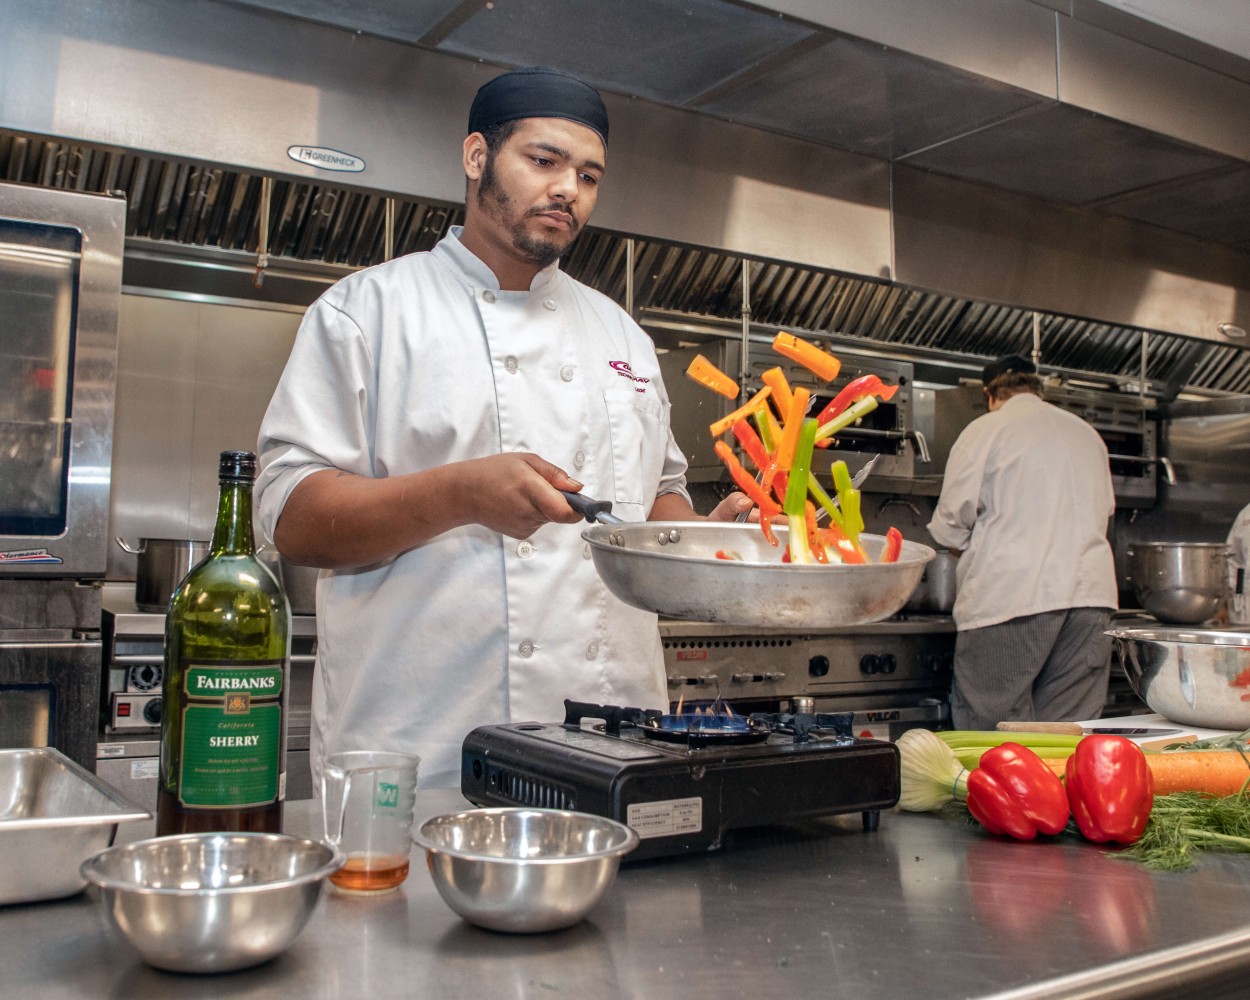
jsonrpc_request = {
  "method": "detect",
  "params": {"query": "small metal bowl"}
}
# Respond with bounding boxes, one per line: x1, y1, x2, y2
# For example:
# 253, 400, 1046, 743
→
414, 808, 639, 933
1108, 626, 1250, 730
81, 832, 341, 973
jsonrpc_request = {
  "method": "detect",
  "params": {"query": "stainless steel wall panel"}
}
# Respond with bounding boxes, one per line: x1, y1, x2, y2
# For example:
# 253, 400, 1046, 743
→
1057, 15, 1250, 163
1099, 165, 1250, 252
747, 0, 1059, 98
224, 0, 465, 44
892, 166, 1250, 344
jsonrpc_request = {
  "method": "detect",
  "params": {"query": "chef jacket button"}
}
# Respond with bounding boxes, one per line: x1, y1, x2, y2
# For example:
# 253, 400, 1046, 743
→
543, 299, 557, 311
573, 451, 586, 469
482, 289, 496, 304
559, 364, 575, 382
585, 641, 600, 660
504, 356, 519, 374
518, 639, 535, 658
517, 540, 534, 558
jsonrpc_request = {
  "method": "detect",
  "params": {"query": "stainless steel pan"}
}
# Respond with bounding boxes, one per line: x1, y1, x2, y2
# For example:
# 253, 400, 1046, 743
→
583, 521, 933, 629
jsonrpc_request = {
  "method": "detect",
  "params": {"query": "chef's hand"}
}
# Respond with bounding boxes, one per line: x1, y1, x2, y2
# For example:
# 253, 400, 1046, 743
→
465, 452, 585, 538
708, 491, 756, 523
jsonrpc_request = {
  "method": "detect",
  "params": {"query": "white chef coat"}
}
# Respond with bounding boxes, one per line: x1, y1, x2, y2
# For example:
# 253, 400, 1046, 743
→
927, 392, 1118, 631
255, 228, 691, 788
1227, 502, 1250, 626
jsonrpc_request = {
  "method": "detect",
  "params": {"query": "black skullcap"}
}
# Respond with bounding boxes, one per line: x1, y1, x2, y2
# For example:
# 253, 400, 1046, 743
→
982, 354, 1037, 385
468, 67, 608, 147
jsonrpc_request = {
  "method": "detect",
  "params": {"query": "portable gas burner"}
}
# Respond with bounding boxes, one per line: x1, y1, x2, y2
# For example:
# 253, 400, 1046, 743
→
460, 699, 901, 861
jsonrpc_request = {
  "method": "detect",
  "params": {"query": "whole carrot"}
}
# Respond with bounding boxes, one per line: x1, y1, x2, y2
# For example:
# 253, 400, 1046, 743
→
1044, 751, 1250, 798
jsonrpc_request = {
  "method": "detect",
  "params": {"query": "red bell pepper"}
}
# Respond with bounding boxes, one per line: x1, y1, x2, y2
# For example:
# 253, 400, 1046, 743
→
880, 526, 903, 563
731, 419, 771, 473
1065, 735, 1154, 845
814, 374, 900, 426
966, 742, 1070, 840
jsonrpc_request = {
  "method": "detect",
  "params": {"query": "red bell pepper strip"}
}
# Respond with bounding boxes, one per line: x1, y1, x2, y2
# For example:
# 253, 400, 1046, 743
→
815, 374, 900, 426
880, 526, 903, 563
966, 742, 1071, 841
1065, 735, 1154, 845
685, 353, 740, 400
709, 386, 772, 438
715, 549, 743, 561
773, 332, 842, 382
713, 441, 780, 548
818, 524, 866, 564
732, 420, 771, 473
759, 367, 794, 421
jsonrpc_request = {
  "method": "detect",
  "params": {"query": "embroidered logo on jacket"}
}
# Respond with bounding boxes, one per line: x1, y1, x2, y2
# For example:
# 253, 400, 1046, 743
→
609, 360, 650, 394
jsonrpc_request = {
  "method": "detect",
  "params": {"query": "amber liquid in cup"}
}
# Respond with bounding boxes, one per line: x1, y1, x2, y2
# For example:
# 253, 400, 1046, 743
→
329, 853, 410, 894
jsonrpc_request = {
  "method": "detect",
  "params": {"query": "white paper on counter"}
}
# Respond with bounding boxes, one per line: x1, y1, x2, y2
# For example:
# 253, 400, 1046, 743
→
1077, 711, 1242, 744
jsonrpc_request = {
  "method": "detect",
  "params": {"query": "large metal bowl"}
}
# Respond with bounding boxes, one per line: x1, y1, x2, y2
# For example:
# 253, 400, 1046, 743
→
1107, 626, 1250, 730
583, 522, 934, 628
414, 808, 639, 933
81, 832, 341, 973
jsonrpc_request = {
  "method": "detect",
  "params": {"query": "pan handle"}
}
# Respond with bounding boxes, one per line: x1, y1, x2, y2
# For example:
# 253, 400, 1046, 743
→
559, 490, 615, 524
114, 536, 144, 555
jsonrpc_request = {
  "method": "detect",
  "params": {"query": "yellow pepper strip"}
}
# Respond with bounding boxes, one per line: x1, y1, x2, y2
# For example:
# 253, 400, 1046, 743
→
815, 394, 879, 443
685, 353, 740, 400
772, 387, 811, 472
773, 332, 841, 383
759, 367, 794, 421
709, 386, 772, 438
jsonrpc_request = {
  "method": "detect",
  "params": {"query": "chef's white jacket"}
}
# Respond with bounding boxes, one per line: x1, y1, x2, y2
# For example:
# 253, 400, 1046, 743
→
1227, 503, 1250, 626
256, 228, 691, 787
927, 392, 1118, 631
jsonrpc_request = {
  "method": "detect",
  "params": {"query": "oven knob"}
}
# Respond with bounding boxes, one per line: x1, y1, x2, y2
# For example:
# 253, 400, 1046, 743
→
860, 654, 881, 675
695, 675, 717, 686
763, 672, 785, 682
732, 672, 753, 683
142, 698, 163, 725
667, 676, 686, 688
808, 655, 830, 677
879, 654, 897, 675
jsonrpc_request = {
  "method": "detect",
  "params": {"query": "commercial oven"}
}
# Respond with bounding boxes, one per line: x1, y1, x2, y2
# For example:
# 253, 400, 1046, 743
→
0, 182, 124, 770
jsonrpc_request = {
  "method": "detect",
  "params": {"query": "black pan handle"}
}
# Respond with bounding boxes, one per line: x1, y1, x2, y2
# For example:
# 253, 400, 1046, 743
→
559, 490, 614, 524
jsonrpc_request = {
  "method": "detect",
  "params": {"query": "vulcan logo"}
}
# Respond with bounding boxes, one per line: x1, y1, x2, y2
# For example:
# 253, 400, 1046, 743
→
609, 360, 650, 394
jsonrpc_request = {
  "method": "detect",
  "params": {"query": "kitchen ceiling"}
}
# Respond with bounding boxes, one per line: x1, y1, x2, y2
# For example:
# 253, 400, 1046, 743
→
218, 0, 1250, 254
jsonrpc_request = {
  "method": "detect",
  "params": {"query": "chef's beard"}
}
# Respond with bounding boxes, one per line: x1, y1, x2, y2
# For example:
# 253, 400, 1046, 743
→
478, 155, 579, 269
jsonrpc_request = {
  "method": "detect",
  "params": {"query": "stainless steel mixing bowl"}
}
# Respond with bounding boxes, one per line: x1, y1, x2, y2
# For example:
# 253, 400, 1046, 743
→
1107, 626, 1250, 730
80, 832, 342, 973
414, 808, 639, 933
583, 522, 934, 628
1125, 542, 1230, 624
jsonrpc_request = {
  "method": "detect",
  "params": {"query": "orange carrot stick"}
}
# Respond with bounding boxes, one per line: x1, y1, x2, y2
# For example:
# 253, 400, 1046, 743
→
686, 353, 740, 400
759, 367, 794, 420
773, 332, 841, 382
709, 387, 772, 438
772, 387, 810, 472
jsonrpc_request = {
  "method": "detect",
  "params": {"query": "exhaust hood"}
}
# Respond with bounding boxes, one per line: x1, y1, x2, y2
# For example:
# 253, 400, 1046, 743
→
2, 0, 1248, 395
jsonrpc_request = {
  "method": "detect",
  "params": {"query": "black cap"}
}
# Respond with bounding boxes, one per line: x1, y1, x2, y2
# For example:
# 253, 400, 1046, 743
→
219, 450, 257, 482
981, 354, 1037, 385
468, 66, 608, 147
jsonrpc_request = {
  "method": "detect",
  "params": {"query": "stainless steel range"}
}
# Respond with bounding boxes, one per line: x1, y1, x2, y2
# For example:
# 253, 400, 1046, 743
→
659, 616, 955, 740
95, 583, 316, 809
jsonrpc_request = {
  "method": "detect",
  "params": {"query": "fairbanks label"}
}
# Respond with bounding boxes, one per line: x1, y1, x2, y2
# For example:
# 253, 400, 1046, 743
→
286, 144, 365, 172
178, 659, 284, 809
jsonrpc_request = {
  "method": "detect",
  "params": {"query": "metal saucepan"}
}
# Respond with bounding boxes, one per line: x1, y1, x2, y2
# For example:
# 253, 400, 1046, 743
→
1125, 542, 1230, 624
582, 521, 934, 629
115, 537, 210, 612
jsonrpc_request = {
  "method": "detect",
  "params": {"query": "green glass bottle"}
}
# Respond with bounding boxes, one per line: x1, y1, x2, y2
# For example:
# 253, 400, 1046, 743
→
157, 450, 290, 836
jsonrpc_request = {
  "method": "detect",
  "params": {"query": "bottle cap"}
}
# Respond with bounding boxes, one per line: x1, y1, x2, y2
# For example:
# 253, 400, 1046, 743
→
219, 450, 257, 482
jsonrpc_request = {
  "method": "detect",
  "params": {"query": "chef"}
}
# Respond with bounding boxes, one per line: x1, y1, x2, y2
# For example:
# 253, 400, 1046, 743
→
1225, 501, 1250, 626
927, 355, 1118, 730
255, 66, 749, 788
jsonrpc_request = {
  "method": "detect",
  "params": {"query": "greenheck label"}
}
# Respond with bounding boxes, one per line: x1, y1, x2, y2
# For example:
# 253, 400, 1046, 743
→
178, 660, 284, 809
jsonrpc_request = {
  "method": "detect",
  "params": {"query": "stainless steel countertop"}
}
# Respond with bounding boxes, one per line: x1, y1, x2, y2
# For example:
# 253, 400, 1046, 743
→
5, 791, 1250, 999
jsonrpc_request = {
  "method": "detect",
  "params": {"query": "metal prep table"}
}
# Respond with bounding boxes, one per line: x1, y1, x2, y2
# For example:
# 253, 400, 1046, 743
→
4, 791, 1250, 999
